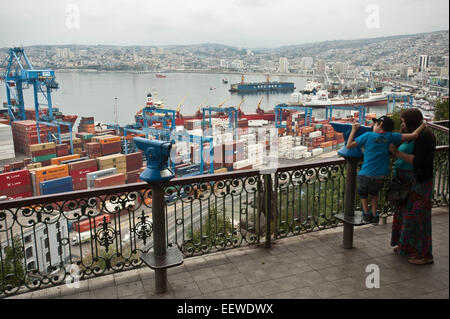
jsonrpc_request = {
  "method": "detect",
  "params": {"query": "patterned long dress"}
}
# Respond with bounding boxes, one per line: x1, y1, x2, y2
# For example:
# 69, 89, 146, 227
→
391, 141, 433, 260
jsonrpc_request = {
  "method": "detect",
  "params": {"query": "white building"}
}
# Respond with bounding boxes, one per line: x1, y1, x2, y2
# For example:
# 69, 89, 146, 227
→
419, 55, 430, 71
334, 62, 348, 75
317, 60, 326, 74
301, 57, 314, 69
1, 217, 71, 274
278, 57, 289, 73
220, 59, 228, 68
231, 59, 244, 69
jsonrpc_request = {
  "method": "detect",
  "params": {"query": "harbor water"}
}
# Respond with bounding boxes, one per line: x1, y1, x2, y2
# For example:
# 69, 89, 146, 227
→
0, 71, 424, 126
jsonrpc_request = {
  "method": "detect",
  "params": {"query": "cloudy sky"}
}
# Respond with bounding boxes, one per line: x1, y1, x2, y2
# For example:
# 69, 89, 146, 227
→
0, 0, 448, 48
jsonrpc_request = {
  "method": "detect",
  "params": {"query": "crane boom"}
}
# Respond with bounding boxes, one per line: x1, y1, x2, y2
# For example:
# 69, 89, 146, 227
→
216, 98, 229, 108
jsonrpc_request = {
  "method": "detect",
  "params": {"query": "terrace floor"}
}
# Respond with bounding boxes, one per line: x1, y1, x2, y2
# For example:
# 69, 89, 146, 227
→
7, 206, 449, 300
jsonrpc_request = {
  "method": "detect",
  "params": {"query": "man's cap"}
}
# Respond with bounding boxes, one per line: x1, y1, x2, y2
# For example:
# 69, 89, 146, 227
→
372, 115, 395, 132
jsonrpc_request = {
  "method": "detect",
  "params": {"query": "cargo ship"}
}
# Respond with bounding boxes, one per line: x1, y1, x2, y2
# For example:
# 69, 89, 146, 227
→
229, 75, 295, 94
290, 89, 388, 108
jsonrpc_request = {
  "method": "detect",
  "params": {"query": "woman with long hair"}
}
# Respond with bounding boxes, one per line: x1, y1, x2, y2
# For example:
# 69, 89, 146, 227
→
389, 108, 436, 265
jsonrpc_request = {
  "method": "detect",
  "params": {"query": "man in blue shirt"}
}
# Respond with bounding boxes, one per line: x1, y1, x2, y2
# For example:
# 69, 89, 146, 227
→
347, 116, 425, 223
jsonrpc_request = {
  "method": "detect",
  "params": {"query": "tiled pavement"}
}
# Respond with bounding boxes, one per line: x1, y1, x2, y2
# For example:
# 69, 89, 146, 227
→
7, 207, 449, 299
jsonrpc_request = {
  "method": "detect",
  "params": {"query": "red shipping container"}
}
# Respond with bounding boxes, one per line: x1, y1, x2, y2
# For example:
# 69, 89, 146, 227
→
71, 167, 97, 183
73, 180, 88, 191
126, 170, 141, 183
101, 142, 121, 155
8, 192, 33, 199
94, 173, 126, 188
73, 214, 111, 233
125, 152, 143, 172
0, 170, 30, 191
1, 184, 32, 197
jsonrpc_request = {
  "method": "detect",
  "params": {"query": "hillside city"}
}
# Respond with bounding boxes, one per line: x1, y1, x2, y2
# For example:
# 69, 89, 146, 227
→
1, 30, 448, 89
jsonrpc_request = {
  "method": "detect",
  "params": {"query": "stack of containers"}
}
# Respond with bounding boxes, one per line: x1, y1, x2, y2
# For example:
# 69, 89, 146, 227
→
96, 154, 127, 175
29, 142, 56, 164
76, 132, 94, 150
184, 120, 202, 130
320, 141, 333, 153
77, 117, 95, 133
86, 168, 117, 189
0, 124, 15, 160
86, 142, 102, 159
9, 161, 25, 171
91, 135, 121, 156
0, 170, 32, 199
68, 159, 98, 190
51, 154, 80, 165
11, 120, 49, 155
247, 144, 264, 167
125, 152, 143, 183
56, 144, 69, 157
30, 164, 69, 196
292, 146, 308, 159
233, 159, 252, 171
61, 138, 83, 154
278, 136, 293, 159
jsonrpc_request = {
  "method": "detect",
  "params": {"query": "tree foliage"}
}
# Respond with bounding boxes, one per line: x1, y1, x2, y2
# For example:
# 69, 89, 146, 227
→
0, 236, 26, 291
433, 98, 449, 121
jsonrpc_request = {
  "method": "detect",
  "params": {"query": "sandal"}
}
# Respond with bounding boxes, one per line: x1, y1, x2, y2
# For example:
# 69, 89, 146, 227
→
393, 246, 399, 254
408, 258, 434, 265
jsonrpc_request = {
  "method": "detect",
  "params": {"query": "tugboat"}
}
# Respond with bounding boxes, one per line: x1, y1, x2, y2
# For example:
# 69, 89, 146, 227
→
222, 78, 228, 84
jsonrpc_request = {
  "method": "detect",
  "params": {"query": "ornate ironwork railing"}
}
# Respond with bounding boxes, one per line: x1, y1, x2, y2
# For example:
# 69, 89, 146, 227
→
0, 146, 448, 298
428, 120, 449, 146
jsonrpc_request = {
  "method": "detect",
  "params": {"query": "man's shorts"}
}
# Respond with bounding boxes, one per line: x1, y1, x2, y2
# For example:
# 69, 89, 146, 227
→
357, 175, 385, 199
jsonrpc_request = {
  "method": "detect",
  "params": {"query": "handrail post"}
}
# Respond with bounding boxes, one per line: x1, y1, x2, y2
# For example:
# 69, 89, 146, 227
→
343, 158, 358, 249
264, 174, 272, 248
152, 182, 167, 293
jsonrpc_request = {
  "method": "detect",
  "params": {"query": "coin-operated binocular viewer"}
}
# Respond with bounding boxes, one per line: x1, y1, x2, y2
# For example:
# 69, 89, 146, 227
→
329, 123, 372, 249
133, 137, 183, 293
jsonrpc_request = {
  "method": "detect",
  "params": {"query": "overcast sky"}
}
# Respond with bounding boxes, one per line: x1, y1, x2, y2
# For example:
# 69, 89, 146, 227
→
0, 0, 448, 48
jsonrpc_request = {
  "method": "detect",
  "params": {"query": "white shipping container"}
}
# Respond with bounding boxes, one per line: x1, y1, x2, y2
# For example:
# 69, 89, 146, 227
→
312, 148, 323, 156
309, 131, 322, 138
303, 152, 312, 158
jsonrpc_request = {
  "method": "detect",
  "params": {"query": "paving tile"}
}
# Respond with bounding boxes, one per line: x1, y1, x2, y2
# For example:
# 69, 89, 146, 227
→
60, 279, 89, 296
310, 281, 343, 298
210, 263, 240, 277
239, 268, 271, 284
252, 279, 288, 297
414, 289, 449, 299
114, 269, 140, 286
283, 286, 321, 299
218, 273, 249, 289
300, 270, 328, 286
196, 277, 225, 294
61, 291, 90, 299
117, 280, 145, 298
189, 267, 218, 282
183, 256, 209, 272
88, 274, 115, 290
89, 286, 118, 299
171, 281, 202, 299
204, 252, 232, 265
332, 277, 366, 294
317, 266, 350, 281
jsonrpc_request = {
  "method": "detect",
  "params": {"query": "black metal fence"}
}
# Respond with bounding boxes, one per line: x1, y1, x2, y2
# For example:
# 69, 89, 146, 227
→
0, 123, 448, 298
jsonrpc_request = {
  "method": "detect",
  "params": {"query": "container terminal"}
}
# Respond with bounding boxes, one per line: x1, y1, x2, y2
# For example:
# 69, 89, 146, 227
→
0, 47, 416, 202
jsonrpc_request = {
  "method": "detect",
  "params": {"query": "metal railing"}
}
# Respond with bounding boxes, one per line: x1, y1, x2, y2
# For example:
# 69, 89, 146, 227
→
0, 140, 448, 298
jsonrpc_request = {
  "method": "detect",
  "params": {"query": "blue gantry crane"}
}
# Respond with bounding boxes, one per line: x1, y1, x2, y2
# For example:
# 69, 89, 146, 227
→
274, 103, 313, 128
325, 105, 367, 125
2, 47, 75, 152
2, 47, 59, 122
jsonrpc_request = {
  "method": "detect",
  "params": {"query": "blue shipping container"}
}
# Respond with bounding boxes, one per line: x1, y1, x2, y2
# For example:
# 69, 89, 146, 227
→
40, 176, 73, 195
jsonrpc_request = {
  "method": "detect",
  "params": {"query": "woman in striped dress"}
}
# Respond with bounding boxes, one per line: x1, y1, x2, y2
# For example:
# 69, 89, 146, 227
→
389, 108, 436, 265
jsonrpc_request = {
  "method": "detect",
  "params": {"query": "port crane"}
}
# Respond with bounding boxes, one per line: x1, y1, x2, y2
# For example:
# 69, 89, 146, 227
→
2, 47, 75, 152
2, 47, 59, 122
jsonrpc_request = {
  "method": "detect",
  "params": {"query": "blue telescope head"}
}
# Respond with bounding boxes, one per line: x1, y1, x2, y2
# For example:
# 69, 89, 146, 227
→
330, 122, 373, 158
133, 137, 175, 183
